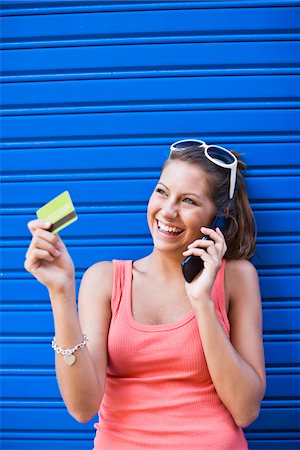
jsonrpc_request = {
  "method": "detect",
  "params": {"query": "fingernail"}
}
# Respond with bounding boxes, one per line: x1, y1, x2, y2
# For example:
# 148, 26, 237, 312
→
44, 221, 51, 228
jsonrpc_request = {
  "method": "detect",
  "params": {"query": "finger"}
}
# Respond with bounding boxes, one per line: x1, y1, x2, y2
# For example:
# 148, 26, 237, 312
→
182, 247, 209, 259
55, 234, 66, 250
33, 227, 60, 247
25, 248, 55, 270
187, 239, 215, 250
183, 245, 221, 268
26, 229, 61, 260
216, 226, 225, 237
205, 243, 221, 264
28, 219, 52, 235
200, 227, 223, 242
29, 235, 61, 259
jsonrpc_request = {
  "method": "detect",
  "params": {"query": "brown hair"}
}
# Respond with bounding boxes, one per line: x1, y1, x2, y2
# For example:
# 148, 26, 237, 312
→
166, 143, 256, 260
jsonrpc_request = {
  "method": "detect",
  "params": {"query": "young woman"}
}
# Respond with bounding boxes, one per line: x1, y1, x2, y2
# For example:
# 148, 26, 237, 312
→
25, 140, 266, 449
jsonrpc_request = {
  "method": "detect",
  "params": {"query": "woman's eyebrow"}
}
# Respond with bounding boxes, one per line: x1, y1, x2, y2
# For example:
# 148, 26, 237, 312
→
157, 182, 168, 189
157, 182, 205, 201
183, 192, 205, 202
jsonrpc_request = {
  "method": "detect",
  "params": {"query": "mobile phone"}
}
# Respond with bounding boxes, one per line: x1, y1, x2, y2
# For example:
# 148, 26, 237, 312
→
181, 216, 226, 283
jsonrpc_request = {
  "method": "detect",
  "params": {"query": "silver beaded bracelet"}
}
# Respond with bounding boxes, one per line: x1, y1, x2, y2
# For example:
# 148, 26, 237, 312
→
51, 334, 88, 366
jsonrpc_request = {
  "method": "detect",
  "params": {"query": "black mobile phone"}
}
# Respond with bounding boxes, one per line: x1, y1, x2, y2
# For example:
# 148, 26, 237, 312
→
181, 216, 226, 283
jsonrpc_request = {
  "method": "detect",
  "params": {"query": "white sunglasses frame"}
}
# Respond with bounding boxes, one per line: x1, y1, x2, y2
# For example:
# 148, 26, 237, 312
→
170, 139, 238, 200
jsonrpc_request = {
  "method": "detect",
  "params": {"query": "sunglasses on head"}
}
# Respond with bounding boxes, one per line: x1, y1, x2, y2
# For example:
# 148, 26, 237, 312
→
170, 139, 238, 200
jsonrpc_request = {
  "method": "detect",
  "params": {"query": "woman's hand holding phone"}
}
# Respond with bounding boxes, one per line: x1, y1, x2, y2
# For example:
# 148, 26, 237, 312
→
182, 225, 227, 305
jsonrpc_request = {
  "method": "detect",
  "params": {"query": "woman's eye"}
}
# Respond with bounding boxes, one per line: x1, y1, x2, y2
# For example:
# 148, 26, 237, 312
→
155, 188, 167, 195
183, 197, 197, 205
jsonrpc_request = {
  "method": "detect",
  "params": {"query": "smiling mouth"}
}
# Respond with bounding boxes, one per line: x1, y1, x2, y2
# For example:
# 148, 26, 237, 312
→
157, 220, 184, 236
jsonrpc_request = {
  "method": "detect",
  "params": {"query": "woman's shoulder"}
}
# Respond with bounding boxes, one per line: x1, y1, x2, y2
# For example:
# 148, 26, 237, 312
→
80, 261, 114, 300
224, 259, 260, 306
84, 260, 114, 278
225, 258, 258, 278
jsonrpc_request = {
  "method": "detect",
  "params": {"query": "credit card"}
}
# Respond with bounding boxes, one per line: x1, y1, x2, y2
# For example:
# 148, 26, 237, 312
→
36, 191, 78, 234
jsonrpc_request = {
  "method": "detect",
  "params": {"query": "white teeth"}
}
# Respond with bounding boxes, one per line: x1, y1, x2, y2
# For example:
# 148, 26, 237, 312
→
157, 220, 183, 234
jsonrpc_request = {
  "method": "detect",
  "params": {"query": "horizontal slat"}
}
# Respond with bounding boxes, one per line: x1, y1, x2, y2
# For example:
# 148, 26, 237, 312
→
2, 135, 300, 151
2, 7, 298, 42
1, 35, 300, 52
264, 373, 300, 399
0, 146, 166, 173
1, 143, 299, 175
254, 211, 300, 235
1, 1, 300, 16
1, 311, 54, 335
1, 406, 94, 431
2, 42, 299, 76
246, 441, 300, 450
1, 110, 299, 144
260, 276, 300, 300
0, 180, 156, 207
1, 169, 300, 184
262, 309, 300, 334
1, 374, 61, 400
251, 243, 300, 268
3, 68, 300, 85
1, 102, 300, 118
264, 341, 300, 366
2, 75, 300, 110
246, 408, 300, 431
0, 279, 80, 302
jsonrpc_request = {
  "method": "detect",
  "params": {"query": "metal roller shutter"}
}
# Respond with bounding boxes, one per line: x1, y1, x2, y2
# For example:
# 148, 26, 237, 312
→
1, 1, 299, 449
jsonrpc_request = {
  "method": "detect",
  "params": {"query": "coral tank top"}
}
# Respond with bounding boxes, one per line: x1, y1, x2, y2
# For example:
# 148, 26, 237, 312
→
93, 260, 248, 450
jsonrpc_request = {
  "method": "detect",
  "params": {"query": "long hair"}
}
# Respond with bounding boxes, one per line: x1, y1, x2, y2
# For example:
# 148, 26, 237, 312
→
165, 143, 256, 260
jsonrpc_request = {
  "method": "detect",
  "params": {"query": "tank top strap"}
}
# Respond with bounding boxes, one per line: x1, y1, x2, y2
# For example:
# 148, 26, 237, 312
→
211, 259, 230, 335
111, 260, 132, 316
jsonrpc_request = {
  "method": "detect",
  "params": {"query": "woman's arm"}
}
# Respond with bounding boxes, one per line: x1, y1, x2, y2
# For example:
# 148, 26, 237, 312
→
192, 259, 266, 428
24, 220, 113, 423
53, 261, 113, 423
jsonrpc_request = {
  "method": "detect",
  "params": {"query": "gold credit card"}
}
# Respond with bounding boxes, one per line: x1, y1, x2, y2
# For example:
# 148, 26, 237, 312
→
36, 191, 78, 234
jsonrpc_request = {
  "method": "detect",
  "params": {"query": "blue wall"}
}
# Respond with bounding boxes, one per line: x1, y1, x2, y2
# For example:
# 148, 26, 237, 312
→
1, 1, 300, 449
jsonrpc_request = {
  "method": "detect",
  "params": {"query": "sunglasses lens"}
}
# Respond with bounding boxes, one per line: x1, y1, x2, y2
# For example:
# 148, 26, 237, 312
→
206, 146, 235, 165
171, 140, 204, 151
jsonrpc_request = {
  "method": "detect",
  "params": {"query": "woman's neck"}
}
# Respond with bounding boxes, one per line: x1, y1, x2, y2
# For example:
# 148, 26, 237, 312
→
135, 249, 185, 284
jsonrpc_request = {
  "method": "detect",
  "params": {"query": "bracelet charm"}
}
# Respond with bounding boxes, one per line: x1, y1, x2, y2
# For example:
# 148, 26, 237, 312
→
64, 354, 76, 366
51, 334, 88, 366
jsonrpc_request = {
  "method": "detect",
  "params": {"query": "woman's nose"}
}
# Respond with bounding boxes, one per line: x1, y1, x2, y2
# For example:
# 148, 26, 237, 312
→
161, 199, 178, 218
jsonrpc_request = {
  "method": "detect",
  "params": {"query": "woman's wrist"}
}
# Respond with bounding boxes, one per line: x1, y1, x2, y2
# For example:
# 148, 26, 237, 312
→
189, 294, 214, 314
51, 295, 82, 342
48, 278, 76, 307
48, 273, 75, 294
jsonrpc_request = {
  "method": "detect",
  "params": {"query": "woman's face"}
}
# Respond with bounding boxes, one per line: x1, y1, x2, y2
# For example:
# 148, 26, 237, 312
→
147, 159, 216, 257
